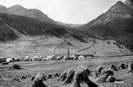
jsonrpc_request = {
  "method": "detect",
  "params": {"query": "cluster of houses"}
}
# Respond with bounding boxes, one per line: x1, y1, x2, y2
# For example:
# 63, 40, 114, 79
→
0, 57, 16, 63
22, 54, 94, 61
0, 54, 94, 63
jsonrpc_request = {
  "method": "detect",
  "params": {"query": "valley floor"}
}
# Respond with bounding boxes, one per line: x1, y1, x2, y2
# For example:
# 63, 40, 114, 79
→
0, 56, 133, 87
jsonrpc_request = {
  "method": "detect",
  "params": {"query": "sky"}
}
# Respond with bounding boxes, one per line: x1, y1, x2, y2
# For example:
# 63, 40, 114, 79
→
0, 0, 125, 24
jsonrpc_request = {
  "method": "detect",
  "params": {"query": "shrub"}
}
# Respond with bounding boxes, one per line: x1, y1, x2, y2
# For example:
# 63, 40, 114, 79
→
11, 64, 22, 70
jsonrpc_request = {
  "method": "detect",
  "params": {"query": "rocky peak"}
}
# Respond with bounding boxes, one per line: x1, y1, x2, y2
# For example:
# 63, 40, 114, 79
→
0, 5, 9, 13
124, 0, 133, 9
108, 1, 133, 14
27, 9, 48, 18
8, 5, 27, 16
9, 5, 25, 10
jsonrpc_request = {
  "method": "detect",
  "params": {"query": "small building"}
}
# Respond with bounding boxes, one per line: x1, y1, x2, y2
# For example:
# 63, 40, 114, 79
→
51, 54, 65, 60
0, 57, 6, 63
45, 55, 54, 60
78, 55, 85, 60
24, 56, 32, 61
64, 57, 75, 60
6, 58, 13, 62
42, 56, 47, 61
75, 54, 94, 59
32, 56, 43, 61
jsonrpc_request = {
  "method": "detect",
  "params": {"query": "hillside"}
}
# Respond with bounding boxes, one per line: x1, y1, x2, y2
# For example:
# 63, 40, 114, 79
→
0, 5, 9, 13
0, 5, 56, 24
0, 13, 127, 57
0, 18, 19, 42
8, 5, 56, 24
0, 1, 132, 57
81, 1, 133, 51
125, 0, 133, 9
0, 13, 70, 37
0, 13, 89, 57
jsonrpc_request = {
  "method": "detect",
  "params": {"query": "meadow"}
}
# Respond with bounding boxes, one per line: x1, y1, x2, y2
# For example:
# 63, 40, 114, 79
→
0, 56, 133, 87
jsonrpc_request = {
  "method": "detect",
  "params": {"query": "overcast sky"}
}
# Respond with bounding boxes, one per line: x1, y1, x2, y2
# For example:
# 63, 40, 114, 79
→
0, 0, 125, 24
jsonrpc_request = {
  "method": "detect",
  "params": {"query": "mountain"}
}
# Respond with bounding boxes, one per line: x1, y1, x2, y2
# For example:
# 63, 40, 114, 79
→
8, 5, 26, 15
0, 12, 127, 57
125, 0, 133, 9
0, 2, 132, 57
0, 12, 93, 57
0, 13, 68, 37
0, 5, 9, 13
80, 1, 133, 51
0, 18, 18, 42
0, 12, 88, 43
8, 5, 56, 24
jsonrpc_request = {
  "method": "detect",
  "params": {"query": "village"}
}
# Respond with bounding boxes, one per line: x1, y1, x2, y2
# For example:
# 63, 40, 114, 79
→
0, 0, 133, 87
0, 49, 94, 64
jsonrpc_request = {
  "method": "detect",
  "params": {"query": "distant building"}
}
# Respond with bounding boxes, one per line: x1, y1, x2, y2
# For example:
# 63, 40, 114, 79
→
74, 54, 94, 59
24, 56, 32, 61
51, 54, 64, 60
6, 58, 13, 62
78, 55, 85, 60
45, 55, 54, 60
0, 57, 6, 63
32, 56, 43, 61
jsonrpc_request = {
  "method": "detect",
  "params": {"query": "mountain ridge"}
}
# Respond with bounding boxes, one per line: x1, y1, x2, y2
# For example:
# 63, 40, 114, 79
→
8, 5, 56, 24
0, 1, 132, 57
0, 5, 9, 13
0, 4, 57, 24
125, 0, 133, 9
80, 1, 133, 51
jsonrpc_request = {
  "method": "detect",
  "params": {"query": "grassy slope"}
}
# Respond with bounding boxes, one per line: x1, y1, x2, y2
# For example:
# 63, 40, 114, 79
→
81, 1, 133, 51
0, 13, 69, 37
0, 13, 129, 57
0, 4, 132, 57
